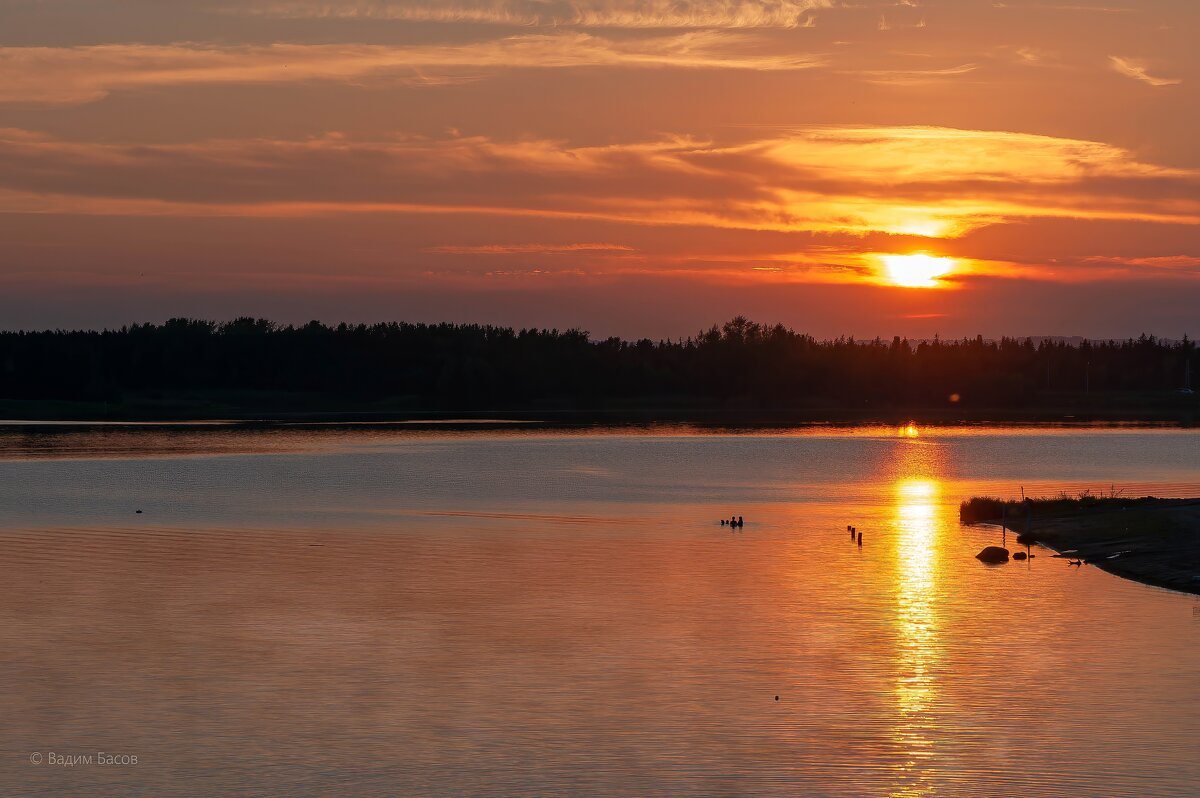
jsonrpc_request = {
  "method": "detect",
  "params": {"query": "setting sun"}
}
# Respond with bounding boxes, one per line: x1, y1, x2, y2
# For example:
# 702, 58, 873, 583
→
881, 254, 955, 288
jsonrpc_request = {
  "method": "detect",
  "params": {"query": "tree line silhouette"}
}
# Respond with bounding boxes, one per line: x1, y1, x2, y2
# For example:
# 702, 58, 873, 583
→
0, 317, 1195, 413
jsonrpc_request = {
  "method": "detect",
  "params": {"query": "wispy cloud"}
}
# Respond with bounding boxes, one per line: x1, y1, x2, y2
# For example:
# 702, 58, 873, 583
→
1108, 55, 1181, 87
0, 126, 1195, 241
223, 0, 834, 28
426, 243, 637, 254
0, 36, 826, 105
991, 3, 1132, 13
1083, 254, 1200, 272
1007, 46, 1062, 67
851, 63, 977, 85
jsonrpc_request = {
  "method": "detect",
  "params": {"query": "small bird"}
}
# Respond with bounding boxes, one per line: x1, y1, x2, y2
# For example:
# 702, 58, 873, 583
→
1068, 559, 1083, 566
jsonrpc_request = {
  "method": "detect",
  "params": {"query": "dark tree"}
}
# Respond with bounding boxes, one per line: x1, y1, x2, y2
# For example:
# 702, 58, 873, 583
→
0, 318, 1196, 415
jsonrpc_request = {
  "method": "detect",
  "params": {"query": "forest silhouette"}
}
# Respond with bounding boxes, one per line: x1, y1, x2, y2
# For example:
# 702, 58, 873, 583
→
0, 317, 1195, 418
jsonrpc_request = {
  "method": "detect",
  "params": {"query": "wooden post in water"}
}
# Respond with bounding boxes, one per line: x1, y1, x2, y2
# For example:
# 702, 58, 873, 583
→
1026, 502, 1033, 559
1001, 502, 1007, 548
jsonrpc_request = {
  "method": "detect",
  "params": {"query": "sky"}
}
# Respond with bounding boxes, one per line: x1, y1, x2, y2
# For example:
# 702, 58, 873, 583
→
0, 0, 1196, 339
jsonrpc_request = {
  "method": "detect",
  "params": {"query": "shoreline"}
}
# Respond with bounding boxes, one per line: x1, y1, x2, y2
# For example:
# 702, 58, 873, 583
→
0, 401, 1197, 427
968, 498, 1200, 596
0, 416, 1197, 433
1039, 540, 1200, 597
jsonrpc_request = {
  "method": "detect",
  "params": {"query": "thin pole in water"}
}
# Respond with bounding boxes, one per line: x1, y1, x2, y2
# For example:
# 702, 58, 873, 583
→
1026, 502, 1033, 558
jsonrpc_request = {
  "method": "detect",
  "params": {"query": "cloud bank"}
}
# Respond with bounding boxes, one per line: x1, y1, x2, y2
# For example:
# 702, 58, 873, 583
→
0, 126, 1193, 239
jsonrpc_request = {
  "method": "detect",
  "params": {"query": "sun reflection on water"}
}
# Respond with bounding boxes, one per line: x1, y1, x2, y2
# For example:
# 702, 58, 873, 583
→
890, 470, 945, 797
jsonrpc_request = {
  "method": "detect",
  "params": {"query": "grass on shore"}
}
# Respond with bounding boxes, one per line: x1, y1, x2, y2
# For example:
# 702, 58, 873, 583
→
959, 493, 1170, 528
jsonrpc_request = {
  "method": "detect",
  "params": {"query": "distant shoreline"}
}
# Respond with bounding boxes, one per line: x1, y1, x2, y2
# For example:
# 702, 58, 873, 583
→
964, 497, 1200, 596
1, 397, 1198, 426
2, 319, 1196, 426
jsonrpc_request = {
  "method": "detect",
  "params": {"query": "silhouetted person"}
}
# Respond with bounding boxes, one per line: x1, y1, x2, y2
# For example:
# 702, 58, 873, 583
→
857, 532, 863, 546
737, 516, 743, 528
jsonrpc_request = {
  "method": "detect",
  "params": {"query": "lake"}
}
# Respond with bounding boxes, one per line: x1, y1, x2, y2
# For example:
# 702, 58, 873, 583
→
2, 423, 1198, 797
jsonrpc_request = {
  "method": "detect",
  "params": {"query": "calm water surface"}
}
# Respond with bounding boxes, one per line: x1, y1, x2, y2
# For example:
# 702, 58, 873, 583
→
1, 424, 1198, 797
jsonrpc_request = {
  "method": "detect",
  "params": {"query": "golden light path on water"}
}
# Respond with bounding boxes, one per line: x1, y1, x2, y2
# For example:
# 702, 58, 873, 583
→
889, 431, 946, 798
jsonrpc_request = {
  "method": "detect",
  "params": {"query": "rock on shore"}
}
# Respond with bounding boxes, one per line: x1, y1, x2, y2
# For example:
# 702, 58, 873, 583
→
976, 546, 1010, 563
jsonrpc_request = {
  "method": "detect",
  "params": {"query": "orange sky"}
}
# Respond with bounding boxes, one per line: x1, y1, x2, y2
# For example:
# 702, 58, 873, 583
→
0, 0, 1196, 338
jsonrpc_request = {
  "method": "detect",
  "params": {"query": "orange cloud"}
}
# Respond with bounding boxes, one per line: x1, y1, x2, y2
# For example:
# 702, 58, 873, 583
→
225, 0, 835, 27
0, 36, 826, 105
0, 126, 1195, 245
1082, 255, 1200, 272
850, 63, 979, 85
1108, 55, 1182, 87
426, 243, 637, 254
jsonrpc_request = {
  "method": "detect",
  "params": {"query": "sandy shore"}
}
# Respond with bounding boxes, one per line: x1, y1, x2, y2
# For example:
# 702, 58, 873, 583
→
988, 499, 1200, 596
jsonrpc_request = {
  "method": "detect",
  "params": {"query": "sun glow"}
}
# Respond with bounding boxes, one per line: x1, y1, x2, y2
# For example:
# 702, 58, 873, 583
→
880, 254, 955, 288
